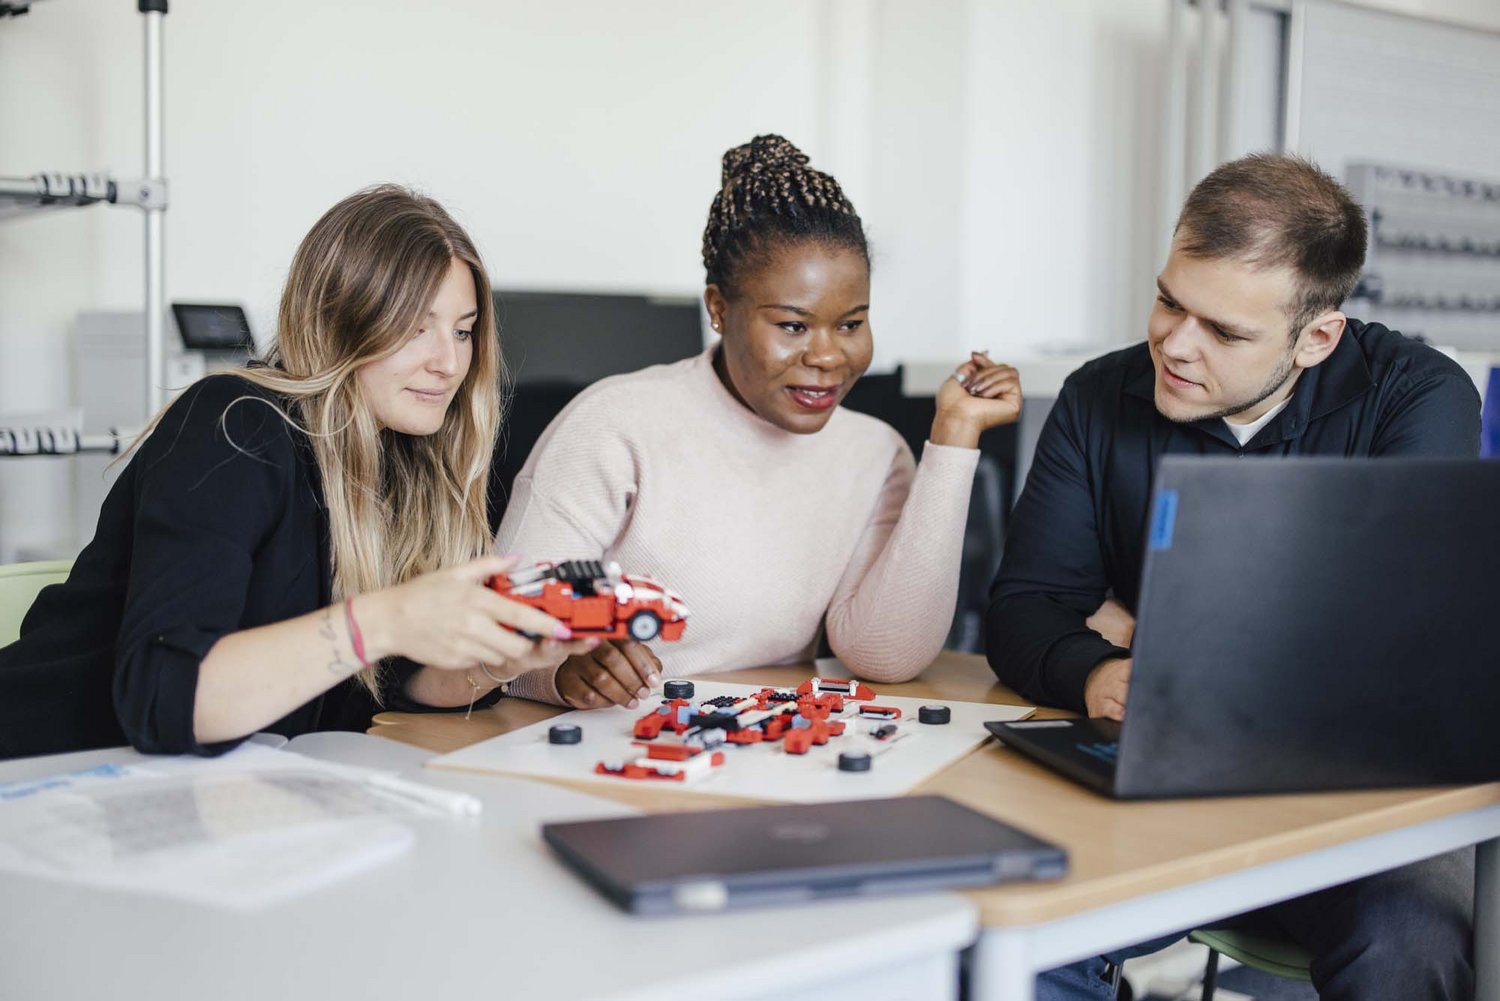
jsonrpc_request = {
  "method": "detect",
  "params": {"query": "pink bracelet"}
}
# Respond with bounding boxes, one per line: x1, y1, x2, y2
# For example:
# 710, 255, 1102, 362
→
344, 597, 371, 668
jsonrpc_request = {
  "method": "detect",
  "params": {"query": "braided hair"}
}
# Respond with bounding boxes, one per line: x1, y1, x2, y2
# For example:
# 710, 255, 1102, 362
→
701, 135, 869, 296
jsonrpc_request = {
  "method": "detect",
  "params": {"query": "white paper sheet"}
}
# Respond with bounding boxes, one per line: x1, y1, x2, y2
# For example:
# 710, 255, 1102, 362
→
0, 745, 469, 909
431, 680, 1032, 802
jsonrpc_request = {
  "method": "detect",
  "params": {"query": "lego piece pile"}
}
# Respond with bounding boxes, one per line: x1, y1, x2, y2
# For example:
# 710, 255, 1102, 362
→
597, 678, 902, 783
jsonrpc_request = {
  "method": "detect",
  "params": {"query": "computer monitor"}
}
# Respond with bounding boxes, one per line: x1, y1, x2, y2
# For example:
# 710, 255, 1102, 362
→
492, 290, 703, 385
171, 303, 255, 354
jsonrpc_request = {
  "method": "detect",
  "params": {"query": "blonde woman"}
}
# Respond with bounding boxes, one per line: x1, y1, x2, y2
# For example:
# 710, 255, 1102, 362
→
0, 186, 595, 759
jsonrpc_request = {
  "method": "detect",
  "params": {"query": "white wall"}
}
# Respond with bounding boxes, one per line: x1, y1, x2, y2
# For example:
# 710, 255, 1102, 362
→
0, 0, 1185, 558
4, 0, 1490, 558
1, 0, 835, 557
89, 0, 830, 329
959, 0, 1170, 359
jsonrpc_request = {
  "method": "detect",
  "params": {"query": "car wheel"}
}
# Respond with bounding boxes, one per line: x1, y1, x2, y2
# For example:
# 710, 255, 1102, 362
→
628, 611, 661, 641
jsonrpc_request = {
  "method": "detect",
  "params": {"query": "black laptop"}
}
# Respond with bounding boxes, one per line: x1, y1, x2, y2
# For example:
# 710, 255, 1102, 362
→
988, 457, 1500, 799
542, 794, 1066, 914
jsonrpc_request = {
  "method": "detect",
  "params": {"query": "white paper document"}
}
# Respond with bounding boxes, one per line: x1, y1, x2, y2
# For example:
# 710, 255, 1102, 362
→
0, 745, 473, 910
431, 680, 1033, 803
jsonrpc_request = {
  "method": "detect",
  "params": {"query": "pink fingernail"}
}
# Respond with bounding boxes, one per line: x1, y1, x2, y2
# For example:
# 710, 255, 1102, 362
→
553, 625, 574, 640
585, 637, 600, 649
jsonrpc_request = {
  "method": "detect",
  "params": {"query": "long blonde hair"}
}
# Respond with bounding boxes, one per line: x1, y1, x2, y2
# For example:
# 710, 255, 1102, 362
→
236, 186, 501, 695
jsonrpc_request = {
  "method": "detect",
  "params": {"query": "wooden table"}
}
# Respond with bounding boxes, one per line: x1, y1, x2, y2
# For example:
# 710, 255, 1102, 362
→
372, 651, 1500, 1000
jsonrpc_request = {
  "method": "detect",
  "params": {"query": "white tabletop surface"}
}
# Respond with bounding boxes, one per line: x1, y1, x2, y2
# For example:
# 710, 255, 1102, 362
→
0, 733, 977, 1001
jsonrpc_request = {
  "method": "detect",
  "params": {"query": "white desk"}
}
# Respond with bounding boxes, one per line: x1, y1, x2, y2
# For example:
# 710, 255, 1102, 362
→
0, 735, 977, 1001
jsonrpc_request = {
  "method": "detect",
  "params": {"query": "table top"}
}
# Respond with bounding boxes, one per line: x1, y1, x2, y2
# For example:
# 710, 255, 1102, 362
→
0, 738, 976, 1001
371, 651, 1500, 927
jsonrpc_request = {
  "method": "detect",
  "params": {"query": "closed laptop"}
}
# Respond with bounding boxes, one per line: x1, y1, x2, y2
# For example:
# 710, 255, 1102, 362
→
543, 794, 1067, 914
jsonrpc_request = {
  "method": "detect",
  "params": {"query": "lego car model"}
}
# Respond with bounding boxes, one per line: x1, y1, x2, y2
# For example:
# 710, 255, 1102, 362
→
489, 559, 689, 642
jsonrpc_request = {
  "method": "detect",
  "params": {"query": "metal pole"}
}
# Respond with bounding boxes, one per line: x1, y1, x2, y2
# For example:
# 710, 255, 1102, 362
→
142, 0, 167, 416
1281, 0, 1306, 153
1159, 0, 1189, 263
1194, 0, 1222, 184
1222, 0, 1248, 161
0, 177, 48, 200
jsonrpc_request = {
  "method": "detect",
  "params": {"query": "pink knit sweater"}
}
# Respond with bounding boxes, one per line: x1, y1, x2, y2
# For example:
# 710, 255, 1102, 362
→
498, 346, 980, 705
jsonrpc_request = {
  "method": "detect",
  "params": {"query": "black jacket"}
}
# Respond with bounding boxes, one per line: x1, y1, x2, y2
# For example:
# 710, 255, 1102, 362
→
984, 320, 1483, 713
0, 375, 498, 760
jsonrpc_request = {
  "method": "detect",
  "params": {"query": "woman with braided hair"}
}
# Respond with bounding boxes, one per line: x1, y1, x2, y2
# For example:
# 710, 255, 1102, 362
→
497, 135, 1021, 709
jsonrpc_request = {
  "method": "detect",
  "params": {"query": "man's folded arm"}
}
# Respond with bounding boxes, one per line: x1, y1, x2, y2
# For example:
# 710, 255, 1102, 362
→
984, 378, 1128, 713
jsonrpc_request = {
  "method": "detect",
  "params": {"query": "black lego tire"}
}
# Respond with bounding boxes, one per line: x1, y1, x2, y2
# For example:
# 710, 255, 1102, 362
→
663, 679, 695, 700
838, 751, 873, 772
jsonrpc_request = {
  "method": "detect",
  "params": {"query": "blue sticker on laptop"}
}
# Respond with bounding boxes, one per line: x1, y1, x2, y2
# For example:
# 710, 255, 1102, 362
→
1149, 489, 1178, 551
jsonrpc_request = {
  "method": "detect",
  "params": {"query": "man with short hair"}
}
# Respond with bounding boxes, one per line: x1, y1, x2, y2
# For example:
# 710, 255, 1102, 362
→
986, 153, 1478, 1000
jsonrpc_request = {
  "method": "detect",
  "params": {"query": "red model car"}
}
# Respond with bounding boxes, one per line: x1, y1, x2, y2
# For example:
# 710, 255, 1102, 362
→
490, 559, 689, 642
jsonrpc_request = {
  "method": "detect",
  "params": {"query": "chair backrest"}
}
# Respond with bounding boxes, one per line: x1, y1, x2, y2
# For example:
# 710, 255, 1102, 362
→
1482, 365, 1498, 458
0, 560, 73, 647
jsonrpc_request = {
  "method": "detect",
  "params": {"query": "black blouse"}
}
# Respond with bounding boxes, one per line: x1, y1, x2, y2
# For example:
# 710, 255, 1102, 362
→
0, 374, 500, 760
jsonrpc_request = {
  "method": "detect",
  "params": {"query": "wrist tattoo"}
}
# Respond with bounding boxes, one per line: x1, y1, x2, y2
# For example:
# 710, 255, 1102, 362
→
319, 607, 358, 677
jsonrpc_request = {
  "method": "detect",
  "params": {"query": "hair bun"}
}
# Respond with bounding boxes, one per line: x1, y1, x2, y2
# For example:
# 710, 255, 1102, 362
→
720, 134, 810, 185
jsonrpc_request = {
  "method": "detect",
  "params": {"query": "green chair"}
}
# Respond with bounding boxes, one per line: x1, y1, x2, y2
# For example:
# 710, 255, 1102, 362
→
1189, 914, 1314, 1000
0, 559, 73, 647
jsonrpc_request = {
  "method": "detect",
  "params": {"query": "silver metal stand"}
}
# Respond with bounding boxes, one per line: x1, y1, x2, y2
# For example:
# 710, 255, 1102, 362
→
0, 0, 170, 423
142, 1, 167, 415
0, 428, 129, 457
